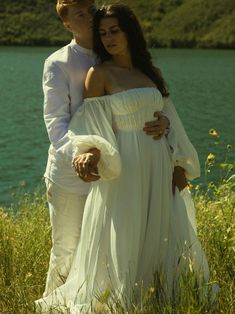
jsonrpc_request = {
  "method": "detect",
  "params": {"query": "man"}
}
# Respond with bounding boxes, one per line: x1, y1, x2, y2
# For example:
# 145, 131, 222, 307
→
42, 0, 185, 297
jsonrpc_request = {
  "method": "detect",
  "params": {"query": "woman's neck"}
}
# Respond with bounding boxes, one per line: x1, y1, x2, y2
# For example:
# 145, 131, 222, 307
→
111, 53, 134, 71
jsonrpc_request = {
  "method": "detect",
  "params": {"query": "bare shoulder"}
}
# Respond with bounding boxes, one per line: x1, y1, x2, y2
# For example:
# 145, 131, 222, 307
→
84, 64, 108, 98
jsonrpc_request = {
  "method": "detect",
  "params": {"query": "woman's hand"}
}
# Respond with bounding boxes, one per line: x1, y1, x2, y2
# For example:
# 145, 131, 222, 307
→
143, 111, 169, 140
72, 148, 101, 182
172, 166, 188, 194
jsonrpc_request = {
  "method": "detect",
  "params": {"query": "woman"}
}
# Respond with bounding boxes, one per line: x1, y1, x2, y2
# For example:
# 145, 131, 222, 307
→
36, 4, 210, 313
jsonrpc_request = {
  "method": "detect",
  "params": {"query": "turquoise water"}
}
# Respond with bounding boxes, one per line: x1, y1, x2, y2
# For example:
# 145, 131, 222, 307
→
0, 47, 234, 206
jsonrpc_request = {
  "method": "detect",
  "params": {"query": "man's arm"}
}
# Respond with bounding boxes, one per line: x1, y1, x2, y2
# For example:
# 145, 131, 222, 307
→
43, 58, 73, 161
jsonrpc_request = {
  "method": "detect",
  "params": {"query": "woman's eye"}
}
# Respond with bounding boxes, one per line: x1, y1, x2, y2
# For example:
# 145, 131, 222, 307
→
99, 28, 120, 37
110, 29, 119, 35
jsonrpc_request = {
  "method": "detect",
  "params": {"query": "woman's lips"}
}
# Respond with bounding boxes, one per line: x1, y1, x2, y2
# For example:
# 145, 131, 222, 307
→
107, 44, 116, 48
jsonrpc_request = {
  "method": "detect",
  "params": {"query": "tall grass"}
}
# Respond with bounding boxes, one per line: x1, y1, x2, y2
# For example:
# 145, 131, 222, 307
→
0, 189, 51, 313
0, 179, 234, 313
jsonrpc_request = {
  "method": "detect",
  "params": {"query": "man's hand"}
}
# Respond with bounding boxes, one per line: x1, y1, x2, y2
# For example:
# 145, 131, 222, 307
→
143, 111, 169, 140
72, 148, 101, 182
172, 166, 188, 194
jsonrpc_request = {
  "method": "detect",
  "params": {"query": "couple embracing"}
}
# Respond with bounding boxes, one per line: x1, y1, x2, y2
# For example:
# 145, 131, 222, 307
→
36, 0, 213, 312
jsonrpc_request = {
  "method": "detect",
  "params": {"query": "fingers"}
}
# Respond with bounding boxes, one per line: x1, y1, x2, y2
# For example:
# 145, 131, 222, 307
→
72, 154, 100, 182
72, 158, 88, 177
144, 126, 163, 133
153, 134, 164, 140
143, 113, 169, 140
76, 162, 96, 179
144, 112, 169, 129
144, 119, 165, 130
154, 111, 163, 118
143, 125, 164, 140
73, 161, 100, 182
79, 173, 100, 182
143, 124, 164, 134
81, 155, 92, 176
79, 161, 100, 181
144, 120, 159, 128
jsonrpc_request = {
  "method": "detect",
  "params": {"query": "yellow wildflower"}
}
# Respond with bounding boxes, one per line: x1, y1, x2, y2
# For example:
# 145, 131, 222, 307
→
207, 153, 215, 163
25, 272, 32, 280
209, 129, 219, 137
188, 182, 193, 190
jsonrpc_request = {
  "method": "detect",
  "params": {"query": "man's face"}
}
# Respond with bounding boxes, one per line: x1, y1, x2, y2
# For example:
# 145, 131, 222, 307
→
63, 0, 96, 43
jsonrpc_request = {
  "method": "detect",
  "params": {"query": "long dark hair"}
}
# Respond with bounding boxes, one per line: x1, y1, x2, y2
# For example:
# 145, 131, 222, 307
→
93, 4, 169, 97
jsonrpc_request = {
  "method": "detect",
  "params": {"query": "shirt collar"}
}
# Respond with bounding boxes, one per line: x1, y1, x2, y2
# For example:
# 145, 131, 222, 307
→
70, 39, 95, 56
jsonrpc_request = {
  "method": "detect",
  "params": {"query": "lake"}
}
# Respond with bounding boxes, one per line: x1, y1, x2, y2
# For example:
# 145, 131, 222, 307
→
0, 47, 234, 207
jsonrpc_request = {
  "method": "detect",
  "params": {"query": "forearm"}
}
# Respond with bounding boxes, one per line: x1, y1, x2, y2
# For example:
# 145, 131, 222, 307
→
43, 58, 74, 161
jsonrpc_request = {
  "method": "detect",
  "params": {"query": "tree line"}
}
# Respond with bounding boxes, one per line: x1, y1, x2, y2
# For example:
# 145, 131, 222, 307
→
1, 0, 234, 48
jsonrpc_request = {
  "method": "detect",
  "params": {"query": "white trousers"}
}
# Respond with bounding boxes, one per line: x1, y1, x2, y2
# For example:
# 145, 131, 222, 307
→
43, 179, 87, 297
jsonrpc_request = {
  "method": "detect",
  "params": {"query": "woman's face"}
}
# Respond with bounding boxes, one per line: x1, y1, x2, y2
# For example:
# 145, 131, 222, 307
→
99, 17, 129, 56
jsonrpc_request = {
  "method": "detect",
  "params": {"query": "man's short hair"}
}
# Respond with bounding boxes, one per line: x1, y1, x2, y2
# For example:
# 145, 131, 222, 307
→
56, 0, 90, 20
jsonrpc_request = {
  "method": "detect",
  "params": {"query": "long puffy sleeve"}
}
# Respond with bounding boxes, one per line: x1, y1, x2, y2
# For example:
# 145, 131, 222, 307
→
43, 59, 73, 153
68, 97, 121, 181
162, 97, 200, 180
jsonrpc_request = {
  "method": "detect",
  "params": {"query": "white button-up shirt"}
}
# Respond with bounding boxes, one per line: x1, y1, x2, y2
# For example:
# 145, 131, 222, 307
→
43, 39, 98, 194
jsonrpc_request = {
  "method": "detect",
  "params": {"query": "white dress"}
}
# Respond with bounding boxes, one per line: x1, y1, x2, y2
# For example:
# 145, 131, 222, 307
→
36, 87, 209, 313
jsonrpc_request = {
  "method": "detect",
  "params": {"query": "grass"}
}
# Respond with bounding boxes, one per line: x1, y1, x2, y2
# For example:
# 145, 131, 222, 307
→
0, 178, 234, 313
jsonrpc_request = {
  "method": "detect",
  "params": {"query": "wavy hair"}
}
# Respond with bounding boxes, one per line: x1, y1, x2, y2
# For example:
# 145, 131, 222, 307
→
93, 4, 169, 97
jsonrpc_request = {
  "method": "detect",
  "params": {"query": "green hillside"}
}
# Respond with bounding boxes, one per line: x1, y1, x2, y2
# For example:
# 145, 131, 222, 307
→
1, 0, 235, 48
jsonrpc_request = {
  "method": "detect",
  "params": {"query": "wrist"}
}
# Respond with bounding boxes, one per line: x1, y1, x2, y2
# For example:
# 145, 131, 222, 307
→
87, 147, 101, 159
174, 166, 185, 173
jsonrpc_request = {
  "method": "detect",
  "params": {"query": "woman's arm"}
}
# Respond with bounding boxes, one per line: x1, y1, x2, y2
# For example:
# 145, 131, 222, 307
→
73, 65, 107, 181
162, 96, 200, 181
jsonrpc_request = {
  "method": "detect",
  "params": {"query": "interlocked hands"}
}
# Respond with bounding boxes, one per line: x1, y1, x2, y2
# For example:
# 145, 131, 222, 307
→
72, 148, 101, 182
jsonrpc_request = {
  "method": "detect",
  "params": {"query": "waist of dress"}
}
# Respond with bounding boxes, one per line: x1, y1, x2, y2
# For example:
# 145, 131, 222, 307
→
112, 114, 154, 131
113, 123, 144, 132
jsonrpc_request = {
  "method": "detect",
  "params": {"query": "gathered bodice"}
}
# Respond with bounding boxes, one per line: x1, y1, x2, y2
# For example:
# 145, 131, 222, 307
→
109, 87, 164, 131
81, 87, 164, 132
